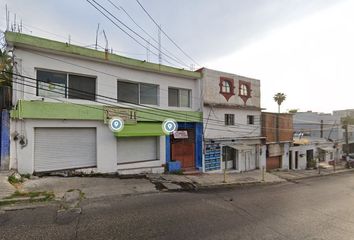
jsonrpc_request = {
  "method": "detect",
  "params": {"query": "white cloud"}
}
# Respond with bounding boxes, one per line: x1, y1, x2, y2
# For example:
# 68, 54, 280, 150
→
205, 0, 354, 113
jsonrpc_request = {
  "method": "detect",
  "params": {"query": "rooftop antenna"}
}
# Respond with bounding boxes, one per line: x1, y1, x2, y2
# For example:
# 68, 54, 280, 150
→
102, 29, 109, 60
5, 4, 9, 31
190, 64, 195, 71
102, 29, 108, 51
13, 13, 17, 32
95, 23, 100, 50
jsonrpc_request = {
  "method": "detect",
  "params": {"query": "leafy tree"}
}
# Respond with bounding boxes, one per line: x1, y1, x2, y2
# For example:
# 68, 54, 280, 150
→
288, 109, 298, 114
273, 92, 286, 113
0, 48, 13, 87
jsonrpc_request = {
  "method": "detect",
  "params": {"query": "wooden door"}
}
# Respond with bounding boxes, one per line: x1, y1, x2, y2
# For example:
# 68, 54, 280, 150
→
266, 156, 281, 171
171, 129, 195, 170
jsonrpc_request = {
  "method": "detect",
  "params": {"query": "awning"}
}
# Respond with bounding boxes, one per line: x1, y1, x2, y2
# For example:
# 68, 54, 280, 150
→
319, 147, 334, 152
225, 144, 253, 151
294, 139, 310, 145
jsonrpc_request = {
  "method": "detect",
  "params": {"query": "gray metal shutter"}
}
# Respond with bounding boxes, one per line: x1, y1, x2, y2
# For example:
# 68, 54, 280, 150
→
117, 137, 158, 164
34, 128, 96, 172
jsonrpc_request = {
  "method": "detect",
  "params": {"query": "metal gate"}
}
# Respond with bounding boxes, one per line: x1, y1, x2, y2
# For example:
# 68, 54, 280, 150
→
34, 128, 97, 172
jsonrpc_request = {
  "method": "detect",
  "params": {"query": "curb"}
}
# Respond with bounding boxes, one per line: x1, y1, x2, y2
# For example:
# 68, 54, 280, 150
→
272, 168, 354, 182
0, 201, 58, 211
193, 180, 285, 191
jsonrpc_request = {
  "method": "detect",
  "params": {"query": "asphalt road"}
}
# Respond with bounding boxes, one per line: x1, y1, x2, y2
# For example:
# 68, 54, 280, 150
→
1, 172, 354, 240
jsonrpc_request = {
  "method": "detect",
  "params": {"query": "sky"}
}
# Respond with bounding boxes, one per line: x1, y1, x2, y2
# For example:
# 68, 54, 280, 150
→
0, 0, 353, 113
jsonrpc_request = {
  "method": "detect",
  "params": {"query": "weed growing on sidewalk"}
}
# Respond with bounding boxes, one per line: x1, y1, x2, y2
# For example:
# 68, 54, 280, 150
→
4, 190, 55, 201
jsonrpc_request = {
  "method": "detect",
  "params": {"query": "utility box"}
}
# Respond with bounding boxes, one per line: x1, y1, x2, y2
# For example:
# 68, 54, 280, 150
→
168, 161, 181, 172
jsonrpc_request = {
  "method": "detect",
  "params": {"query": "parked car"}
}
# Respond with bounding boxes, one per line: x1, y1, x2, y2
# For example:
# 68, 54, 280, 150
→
345, 155, 354, 168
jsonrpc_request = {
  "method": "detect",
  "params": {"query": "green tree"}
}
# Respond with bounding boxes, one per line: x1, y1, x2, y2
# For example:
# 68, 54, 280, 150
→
288, 109, 298, 114
0, 48, 13, 87
273, 92, 286, 113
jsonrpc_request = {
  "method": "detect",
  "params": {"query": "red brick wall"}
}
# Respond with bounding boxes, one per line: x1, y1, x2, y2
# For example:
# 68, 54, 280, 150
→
262, 112, 293, 143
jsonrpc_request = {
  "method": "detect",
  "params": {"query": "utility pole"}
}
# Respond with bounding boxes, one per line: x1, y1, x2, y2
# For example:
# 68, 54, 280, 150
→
320, 120, 323, 138
345, 117, 349, 159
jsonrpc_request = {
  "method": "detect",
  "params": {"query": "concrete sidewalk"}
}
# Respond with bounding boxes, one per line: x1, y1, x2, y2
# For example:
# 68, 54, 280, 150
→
270, 163, 354, 181
19, 176, 158, 200
0, 171, 15, 199
148, 169, 286, 190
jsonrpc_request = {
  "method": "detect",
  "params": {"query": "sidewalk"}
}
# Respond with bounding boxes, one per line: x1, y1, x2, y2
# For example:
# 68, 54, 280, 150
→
148, 169, 286, 191
19, 176, 158, 200
0, 171, 15, 199
270, 163, 354, 181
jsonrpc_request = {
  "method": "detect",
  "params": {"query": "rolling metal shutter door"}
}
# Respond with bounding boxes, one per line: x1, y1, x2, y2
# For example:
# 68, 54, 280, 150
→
117, 137, 158, 164
34, 128, 96, 172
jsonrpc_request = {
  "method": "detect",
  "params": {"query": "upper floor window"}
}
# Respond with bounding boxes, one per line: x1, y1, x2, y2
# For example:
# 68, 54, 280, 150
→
247, 115, 254, 125
117, 81, 158, 105
37, 70, 96, 100
240, 84, 248, 96
221, 80, 231, 93
219, 77, 234, 101
225, 114, 235, 126
238, 80, 252, 104
168, 88, 191, 108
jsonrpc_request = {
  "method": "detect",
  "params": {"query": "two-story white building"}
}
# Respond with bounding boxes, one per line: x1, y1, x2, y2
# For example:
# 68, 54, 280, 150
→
198, 68, 266, 172
5, 32, 203, 175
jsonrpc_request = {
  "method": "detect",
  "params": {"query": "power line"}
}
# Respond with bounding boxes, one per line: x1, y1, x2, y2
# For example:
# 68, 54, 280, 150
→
87, 0, 189, 68
135, 0, 200, 67
9, 74, 261, 136
7, 70, 264, 132
10, 70, 337, 135
107, 0, 190, 67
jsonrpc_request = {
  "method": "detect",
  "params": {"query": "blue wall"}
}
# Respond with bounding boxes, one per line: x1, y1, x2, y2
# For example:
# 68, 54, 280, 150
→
0, 110, 10, 168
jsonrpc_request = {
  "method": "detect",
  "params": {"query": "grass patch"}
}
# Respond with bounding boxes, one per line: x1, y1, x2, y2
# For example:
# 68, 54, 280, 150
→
8, 175, 23, 184
5, 190, 55, 201
21, 174, 31, 179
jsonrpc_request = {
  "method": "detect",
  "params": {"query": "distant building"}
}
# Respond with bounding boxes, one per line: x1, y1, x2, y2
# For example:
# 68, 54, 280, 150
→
293, 111, 342, 141
333, 109, 354, 154
291, 111, 343, 168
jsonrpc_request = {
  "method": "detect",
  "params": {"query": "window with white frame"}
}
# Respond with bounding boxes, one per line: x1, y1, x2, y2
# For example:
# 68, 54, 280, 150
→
168, 88, 191, 108
36, 70, 96, 100
117, 80, 158, 105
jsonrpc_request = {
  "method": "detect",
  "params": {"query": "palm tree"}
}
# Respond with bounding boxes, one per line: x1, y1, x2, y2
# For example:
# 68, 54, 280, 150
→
273, 92, 286, 113
0, 48, 13, 87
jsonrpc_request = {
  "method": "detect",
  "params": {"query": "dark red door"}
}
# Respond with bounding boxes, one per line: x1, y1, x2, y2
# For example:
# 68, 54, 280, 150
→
171, 129, 195, 170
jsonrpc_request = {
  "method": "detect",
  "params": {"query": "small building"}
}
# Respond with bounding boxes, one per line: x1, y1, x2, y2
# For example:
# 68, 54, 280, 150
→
292, 111, 343, 166
333, 109, 354, 155
262, 112, 293, 171
5, 32, 203, 175
199, 68, 265, 173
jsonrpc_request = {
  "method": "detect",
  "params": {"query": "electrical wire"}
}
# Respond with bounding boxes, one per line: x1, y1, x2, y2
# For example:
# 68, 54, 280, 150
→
7, 70, 337, 133
7, 70, 265, 132
87, 0, 189, 68
107, 0, 190, 68
135, 0, 200, 67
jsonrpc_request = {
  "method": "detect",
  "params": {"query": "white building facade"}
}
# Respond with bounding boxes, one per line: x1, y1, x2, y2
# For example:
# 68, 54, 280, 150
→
6, 32, 203, 175
199, 68, 266, 173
